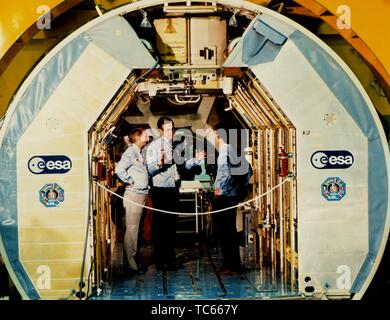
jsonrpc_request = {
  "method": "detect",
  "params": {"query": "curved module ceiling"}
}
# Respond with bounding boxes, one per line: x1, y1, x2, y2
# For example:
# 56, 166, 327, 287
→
0, 0, 389, 300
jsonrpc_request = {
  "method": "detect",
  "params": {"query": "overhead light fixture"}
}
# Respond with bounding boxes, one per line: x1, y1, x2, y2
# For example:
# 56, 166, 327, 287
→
140, 10, 152, 28
224, 99, 234, 111
163, 1, 217, 14
165, 18, 177, 33
229, 9, 240, 27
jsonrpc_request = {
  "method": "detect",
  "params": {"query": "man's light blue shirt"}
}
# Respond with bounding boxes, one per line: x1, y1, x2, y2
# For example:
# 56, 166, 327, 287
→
145, 136, 201, 188
214, 143, 252, 197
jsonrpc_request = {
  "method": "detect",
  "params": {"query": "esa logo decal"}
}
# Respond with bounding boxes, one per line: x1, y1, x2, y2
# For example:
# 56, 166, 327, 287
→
311, 151, 354, 169
321, 177, 346, 201
39, 183, 64, 208
28, 155, 72, 174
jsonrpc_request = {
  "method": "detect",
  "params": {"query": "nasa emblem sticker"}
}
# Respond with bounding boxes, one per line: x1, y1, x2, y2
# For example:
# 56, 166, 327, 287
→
39, 183, 65, 208
321, 177, 346, 201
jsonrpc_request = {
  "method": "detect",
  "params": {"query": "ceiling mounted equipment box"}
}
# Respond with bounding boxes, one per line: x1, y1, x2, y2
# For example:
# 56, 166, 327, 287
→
190, 17, 227, 66
154, 18, 188, 64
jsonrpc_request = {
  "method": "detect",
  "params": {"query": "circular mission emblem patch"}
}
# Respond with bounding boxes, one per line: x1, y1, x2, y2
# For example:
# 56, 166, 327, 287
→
39, 183, 65, 208
321, 177, 346, 201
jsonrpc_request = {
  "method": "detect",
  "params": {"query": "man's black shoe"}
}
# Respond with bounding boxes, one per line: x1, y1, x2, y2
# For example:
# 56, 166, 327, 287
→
166, 262, 185, 271
156, 263, 168, 271
137, 265, 148, 274
122, 269, 138, 277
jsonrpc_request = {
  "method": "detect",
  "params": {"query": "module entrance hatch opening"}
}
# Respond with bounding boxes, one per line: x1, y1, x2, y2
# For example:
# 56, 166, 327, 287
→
0, 0, 388, 301
88, 59, 298, 298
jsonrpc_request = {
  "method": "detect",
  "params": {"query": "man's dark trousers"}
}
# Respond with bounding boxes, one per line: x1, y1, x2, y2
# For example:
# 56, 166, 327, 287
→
213, 195, 241, 271
151, 187, 179, 267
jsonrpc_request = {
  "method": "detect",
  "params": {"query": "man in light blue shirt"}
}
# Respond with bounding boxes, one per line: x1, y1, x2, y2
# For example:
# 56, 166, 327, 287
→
115, 127, 150, 273
145, 117, 205, 271
212, 123, 252, 275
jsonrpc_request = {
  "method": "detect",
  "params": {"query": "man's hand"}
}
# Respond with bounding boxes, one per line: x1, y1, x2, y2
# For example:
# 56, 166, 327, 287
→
214, 188, 222, 196
127, 177, 134, 187
157, 150, 166, 168
195, 150, 206, 161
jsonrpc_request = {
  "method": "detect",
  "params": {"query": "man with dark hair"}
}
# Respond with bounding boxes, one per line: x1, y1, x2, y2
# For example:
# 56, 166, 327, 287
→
145, 117, 206, 271
115, 127, 150, 273
212, 123, 252, 275
156, 116, 173, 131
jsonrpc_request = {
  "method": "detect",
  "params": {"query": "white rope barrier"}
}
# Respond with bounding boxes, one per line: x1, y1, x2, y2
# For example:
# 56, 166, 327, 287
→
95, 177, 293, 216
